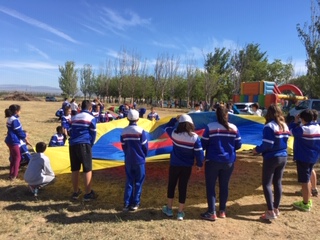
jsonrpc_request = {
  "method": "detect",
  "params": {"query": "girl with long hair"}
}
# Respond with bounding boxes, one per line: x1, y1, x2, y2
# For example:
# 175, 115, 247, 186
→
5, 104, 27, 180
201, 106, 242, 221
162, 114, 204, 220
253, 104, 290, 219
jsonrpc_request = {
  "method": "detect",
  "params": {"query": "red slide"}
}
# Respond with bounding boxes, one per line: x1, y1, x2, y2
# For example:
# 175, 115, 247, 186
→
278, 84, 303, 96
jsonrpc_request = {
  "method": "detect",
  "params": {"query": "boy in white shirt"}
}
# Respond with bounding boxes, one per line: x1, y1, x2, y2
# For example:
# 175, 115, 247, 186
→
24, 142, 55, 197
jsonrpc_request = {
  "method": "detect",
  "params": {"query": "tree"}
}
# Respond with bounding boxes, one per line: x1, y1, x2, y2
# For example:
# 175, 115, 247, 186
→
203, 47, 232, 104
114, 48, 129, 103
231, 43, 268, 90
154, 54, 167, 104
289, 75, 315, 97
80, 64, 95, 100
127, 50, 140, 104
185, 57, 198, 108
297, 0, 320, 96
58, 61, 78, 98
266, 59, 294, 84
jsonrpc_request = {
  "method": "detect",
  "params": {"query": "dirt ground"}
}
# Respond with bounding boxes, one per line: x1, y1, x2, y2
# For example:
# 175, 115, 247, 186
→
0, 100, 319, 240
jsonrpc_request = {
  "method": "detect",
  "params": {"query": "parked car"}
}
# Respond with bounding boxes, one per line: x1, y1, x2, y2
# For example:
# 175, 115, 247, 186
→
233, 102, 255, 115
45, 96, 57, 102
286, 99, 320, 123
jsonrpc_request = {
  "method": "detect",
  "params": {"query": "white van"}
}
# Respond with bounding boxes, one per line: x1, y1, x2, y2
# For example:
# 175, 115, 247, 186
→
287, 99, 320, 123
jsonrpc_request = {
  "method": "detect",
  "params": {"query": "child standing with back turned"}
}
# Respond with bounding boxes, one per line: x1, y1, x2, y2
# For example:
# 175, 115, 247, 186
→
290, 109, 320, 211
121, 109, 148, 211
162, 114, 204, 220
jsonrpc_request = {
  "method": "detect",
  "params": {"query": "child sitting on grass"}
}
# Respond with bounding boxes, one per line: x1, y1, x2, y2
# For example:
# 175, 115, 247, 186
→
19, 130, 32, 167
49, 126, 65, 147
24, 142, 55, 197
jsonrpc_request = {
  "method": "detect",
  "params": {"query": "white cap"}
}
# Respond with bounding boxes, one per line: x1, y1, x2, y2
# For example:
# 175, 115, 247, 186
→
179, 114, 193, 124
127, 109, 139, 121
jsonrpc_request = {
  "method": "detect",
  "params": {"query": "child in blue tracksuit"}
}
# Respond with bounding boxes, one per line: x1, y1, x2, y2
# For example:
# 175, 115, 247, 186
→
49, 126, 65, 147
201, 106, 242, 221
19, 131, 32, 167
5, 104, 27, 180
161, 114, 204, 221
120, 109, 148, 211
290, 109, 320, 212
61, 106, 71, 136
253, 105, 289, 220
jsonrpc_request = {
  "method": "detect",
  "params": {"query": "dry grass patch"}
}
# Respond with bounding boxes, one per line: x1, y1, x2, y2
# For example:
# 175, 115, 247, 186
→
0, 100, 319, 239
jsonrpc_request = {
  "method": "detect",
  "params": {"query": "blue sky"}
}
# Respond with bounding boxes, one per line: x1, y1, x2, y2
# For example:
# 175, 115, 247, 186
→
0, 0, 312, 88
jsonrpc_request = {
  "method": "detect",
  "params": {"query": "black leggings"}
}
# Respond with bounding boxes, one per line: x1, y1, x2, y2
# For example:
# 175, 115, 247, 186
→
262, 156, 287, 210
167, 165, 192, 204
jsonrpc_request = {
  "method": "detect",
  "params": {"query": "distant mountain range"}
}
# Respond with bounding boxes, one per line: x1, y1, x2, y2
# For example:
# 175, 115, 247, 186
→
0, 84, 62, 95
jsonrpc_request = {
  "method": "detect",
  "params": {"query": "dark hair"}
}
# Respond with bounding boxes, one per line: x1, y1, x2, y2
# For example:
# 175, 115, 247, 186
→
56, 126, 63, 134
4, 109, 11, 118
71, 98, 75, 103
195, 103, 200, 107
64, 105, 71, 114
252, 103, 259, 109
175, 122, 195, 136
81, 100, 91, 110
264, 104, 286, 131
216, 106, 230, 131
300, 109, 313, 123
312, 109, 318, 121
36, 142, 47, 153
4, 104, 21, 118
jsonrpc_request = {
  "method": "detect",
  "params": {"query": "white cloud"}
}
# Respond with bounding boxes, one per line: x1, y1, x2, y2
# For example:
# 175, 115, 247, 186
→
105, 49, 119, 58
0, 6, 79, 44
0, 61, 57, 69
81, 23, 105, 35
152, 41, 179, 49
26, 44, 49, 59
292, 59, 307, 76
101, 8, 151, 31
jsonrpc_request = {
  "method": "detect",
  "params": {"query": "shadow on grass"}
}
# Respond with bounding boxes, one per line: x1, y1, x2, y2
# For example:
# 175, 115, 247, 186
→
228, 202, 294, 223
42, 118, 60, 123
0, 155, 270, 224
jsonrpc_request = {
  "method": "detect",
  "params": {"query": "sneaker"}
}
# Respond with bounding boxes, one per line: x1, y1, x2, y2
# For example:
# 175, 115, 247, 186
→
200, 211, 217, 221
29, 185, 35, 194
311, 188, 318, 197
218, 211, 226, 218
34, 187, 39, 197
177, 211, 185, 221
274, 208, 280, 217
123, 204, 130, 211
71, 189, 82, 200
293, 200, 312, 212
162, 205, 173, 217
83, 190, 97, 202
129, 204, 139, 211
260, 211, 277, 220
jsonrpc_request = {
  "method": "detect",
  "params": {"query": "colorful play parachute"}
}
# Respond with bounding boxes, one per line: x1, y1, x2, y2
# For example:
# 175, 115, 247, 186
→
46, 112, 293, 174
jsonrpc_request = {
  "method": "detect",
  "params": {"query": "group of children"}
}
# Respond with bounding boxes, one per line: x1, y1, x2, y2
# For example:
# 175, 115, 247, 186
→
5, 104, 55, 197
5, 101, 319, 221
120, 105, 319, 221
121, 106, 241, 221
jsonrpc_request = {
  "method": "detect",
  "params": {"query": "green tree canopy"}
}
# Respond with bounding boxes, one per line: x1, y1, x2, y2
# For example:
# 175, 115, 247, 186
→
58, 61, 78, 98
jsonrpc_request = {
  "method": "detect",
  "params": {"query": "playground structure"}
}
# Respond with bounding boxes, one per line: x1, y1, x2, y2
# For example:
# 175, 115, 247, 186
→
233, 81, 307, 108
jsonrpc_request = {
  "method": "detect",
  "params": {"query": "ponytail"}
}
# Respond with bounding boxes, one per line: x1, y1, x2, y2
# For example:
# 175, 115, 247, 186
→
4, 109, 11, 118
216, 106, 231, 131
5, 104, 21, 118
